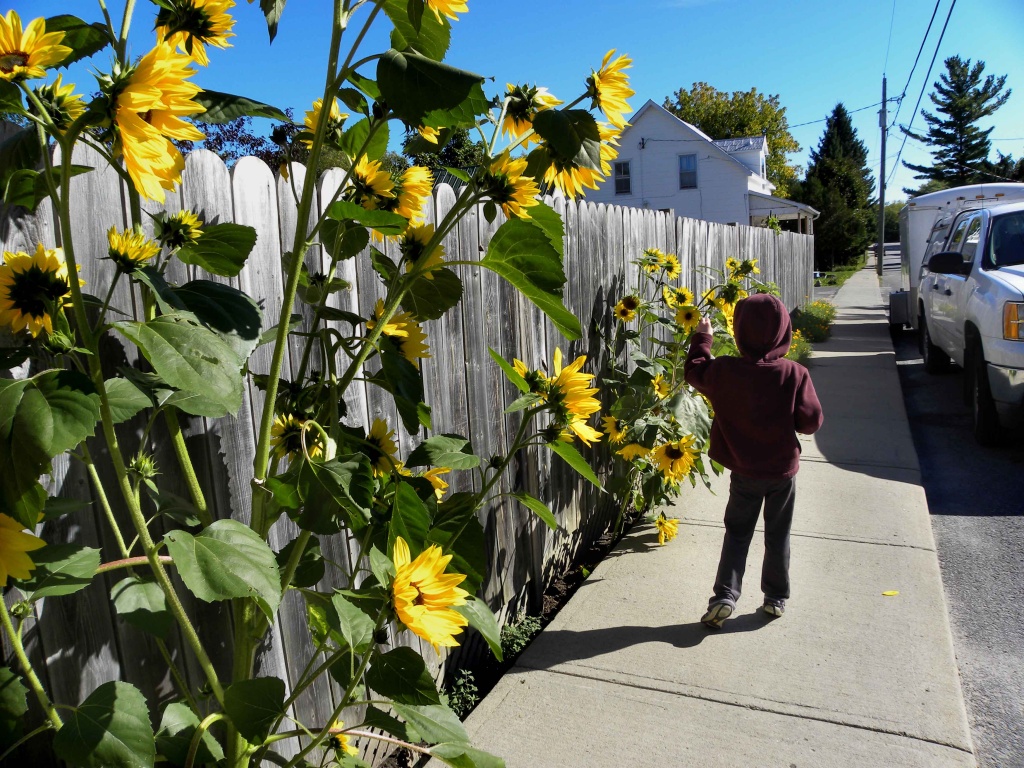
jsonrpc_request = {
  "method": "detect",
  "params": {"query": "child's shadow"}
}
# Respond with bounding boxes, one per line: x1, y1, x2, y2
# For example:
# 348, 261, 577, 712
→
517, 611, 775, 670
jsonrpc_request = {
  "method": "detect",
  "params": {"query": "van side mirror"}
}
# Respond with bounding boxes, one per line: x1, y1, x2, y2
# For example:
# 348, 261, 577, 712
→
927, 251, 969, 275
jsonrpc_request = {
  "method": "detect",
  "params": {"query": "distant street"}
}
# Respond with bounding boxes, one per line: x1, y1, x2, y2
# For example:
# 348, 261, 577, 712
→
875, 251, 1024, 768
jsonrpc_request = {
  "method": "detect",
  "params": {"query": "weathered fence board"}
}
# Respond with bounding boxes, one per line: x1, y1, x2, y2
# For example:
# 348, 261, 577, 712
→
1, 147, 813, 766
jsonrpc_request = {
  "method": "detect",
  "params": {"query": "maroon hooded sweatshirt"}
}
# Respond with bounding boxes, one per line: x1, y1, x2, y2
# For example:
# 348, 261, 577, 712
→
684, 293, 823, 479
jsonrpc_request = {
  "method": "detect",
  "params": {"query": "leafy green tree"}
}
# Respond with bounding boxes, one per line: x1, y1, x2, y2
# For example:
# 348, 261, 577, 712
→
903, 56, 1011, 186
402, 127, 486, 177
663, 82, 801, 197
883, 200, 903, 242
797, 103, 875, 269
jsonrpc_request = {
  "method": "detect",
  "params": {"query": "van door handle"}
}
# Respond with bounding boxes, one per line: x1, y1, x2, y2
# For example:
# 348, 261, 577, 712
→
943, 288, 952, 296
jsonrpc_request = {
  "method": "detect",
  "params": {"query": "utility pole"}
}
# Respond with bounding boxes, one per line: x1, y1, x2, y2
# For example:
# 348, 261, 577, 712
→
876, 76, 887, 277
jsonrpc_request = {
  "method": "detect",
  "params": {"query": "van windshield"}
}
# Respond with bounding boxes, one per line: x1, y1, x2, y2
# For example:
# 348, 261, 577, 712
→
989, 212, 1024, 268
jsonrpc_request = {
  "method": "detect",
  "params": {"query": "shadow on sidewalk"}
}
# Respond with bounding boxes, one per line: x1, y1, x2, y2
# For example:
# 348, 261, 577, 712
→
519, 613, 777, 670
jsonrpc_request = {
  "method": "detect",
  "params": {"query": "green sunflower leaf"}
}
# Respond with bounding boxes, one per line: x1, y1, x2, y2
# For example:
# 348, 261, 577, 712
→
361, 705, 412, 742
383, 0, 450, 60
21, 370, 101, 457
454, 596, 503, 662
326, 200, 408, 236
389, 481, 432, 557
294, 454, 374, 534
169, 280, 263, 363
14, 544, 100, 601
377, 49, 485, 126
104, 377, 151, 424
111, 576, 173, 640
113, 312, 245, 418
0, 666, 28, 726
367, 646, 441, 705
175, 222, 257, 277
337, 87, 370, 117
391, 703, 467, 746
405, 434, 479, 470
224, 678, 286, 744
0, 80, 22, 113
340, 116, 389, 161
548, 440, 602, 489
276, 535, 324, 589
193, 90, 288, 123
531, 109, 603, 174
257, 0, 287, 43
666, 391, 712, 444
156, 701, 225, 766
163, 520, 282, 621
45, 15, 112, 67
511, 492, 559, 532
0, 129, 40, 207
330, 593, 375, 653
321, 218, 370, 262
429, 742, 505, 768
480, 218, 581, 340
487, 348, 529, 393
53, 682, 155, 768
404, 267, 463, 321
426, 493, 485, 595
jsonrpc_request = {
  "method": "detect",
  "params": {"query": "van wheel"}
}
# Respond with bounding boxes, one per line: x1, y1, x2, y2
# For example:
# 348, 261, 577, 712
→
971, 351, 1001, 446
920, 314, 949, 373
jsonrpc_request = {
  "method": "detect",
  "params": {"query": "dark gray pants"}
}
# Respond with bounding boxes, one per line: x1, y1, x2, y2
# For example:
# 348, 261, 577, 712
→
711, 473, 796, 607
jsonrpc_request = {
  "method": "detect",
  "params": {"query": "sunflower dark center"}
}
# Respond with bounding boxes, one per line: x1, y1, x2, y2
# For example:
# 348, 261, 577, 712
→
156, 5, 215, 40
7, 266, 68, 318
622, 296, 639, 310
665, 446, 685, 461
0, 52, 28, 73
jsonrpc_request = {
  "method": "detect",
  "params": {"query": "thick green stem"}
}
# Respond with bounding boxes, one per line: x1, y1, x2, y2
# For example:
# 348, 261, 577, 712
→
0, 601, 61, 730
81, 443, 131, 557
164, 409, 213, 527
96, 555, 173, 574
186, 713, 226, 768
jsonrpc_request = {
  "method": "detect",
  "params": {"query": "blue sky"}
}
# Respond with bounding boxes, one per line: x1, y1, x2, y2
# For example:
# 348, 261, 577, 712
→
12, 0, 1024, 200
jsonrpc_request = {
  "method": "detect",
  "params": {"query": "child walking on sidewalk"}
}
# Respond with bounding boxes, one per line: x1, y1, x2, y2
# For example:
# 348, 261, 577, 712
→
684, 293, 823, 629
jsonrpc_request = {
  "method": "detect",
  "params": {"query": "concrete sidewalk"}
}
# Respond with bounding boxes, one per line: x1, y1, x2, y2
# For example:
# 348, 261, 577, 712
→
449, 268, 976, 767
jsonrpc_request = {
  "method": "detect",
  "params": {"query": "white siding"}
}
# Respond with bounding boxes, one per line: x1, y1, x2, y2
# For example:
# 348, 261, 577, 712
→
588, 103, 752, 225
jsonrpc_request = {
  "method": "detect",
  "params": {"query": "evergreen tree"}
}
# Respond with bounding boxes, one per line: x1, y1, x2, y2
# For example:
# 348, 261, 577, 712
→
902, 56, 1010, 187
663, 82, 800, 196
796, 103, 876, 270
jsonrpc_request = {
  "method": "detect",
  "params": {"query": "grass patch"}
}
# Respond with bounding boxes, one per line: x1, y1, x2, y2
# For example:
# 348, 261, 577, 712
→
815, 253, 867, 290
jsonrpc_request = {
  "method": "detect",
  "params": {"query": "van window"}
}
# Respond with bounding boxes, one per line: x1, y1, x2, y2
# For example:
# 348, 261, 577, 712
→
925, 219, 952, 258
959, 216, 983, 263
946, 216, 971, 253
988, 212, 1024, 268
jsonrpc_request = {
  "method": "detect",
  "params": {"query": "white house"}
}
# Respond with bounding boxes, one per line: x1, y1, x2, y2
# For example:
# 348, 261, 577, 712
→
588, 100, 817, 233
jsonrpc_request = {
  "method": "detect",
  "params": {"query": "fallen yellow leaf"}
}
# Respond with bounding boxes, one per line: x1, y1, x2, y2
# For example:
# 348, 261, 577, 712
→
882, 590, 899, 597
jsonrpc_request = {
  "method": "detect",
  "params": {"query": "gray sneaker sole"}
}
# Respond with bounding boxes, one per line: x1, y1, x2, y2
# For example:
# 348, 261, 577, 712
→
701, 602, 733, 629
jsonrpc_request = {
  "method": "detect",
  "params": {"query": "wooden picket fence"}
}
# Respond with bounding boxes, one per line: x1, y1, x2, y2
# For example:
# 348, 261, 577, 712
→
0, 133, 813, 765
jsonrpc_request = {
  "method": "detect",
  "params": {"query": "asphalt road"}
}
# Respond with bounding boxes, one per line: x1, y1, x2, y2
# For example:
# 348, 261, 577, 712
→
874, 253, 1024, 768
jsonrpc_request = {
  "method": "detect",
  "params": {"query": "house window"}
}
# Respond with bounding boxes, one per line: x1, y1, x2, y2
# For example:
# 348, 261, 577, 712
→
614, 161, 631, 195
678, 154, 697, 189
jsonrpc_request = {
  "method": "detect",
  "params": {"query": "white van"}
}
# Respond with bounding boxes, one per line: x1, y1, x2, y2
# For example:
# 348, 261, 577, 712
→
890, 183, 1024, 330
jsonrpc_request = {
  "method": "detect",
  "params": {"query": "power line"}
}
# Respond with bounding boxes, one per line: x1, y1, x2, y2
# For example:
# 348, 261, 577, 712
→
883, 0, 899, 74
886, 0, 957, 186
789, 101, 884, 130
887, 0, 942, 131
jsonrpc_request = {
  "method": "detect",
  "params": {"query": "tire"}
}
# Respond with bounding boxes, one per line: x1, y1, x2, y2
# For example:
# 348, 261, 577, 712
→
920, 313, 949, 373
970, 350, 1002, 446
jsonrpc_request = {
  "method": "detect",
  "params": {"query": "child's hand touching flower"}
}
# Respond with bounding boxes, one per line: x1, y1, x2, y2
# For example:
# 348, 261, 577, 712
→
696, 317, 713, 335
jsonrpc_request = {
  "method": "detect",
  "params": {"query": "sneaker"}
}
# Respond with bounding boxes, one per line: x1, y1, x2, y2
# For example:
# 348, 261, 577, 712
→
701, 601, 733, 629
762, 600, 785, 618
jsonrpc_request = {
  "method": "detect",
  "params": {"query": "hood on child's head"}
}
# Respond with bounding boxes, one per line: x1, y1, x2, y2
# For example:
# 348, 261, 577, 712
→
733, 293, 792, 362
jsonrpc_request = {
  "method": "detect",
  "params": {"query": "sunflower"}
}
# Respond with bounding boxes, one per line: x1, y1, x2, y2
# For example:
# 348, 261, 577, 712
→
393, 165, 433, 224
511, 357, 547, 395
401, 224, 445, 279
391, 536, 469, 651
365, 418, 399, 476
651, 373, 670, 399
540, 148, 602, 199
417, 125, 440, 144
107, 44, 205, 202
485, 153, 540, 219
617, 443, 650, 461
269, 413, 322, 463
327, 721, 358, 757
601, 416, 627, 444
107, 227, 160, 272
597, 121, 622, 177
661, 253, 681, 280
654, 515, 679, 546
350, 156, 396, 211
675, 305, 701, 333
31, 74, 84, 132
641, 248, 665, 274
301, 98, 348, 149
155, 0, 236, 67
585, 49, 634, 130
652, 435, 699, 484
0, 11, 70, 82
718, 282, 748, 307
0, 514, 45, 585
721, 301, 736, 336
545, 348, 602, 438
662, 285, 694, 309
725, 257, 741, 278
366, 299, 431, 369
0, 244, 74, 338
613, 295, 639, 322
421, 467, 451, 500
425, 0, 469, 23
502, 83, 562, 145
153, 209, 203, 250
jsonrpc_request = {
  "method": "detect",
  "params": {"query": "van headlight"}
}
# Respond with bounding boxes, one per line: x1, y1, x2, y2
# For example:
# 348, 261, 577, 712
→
1005, 302, 1024, 341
